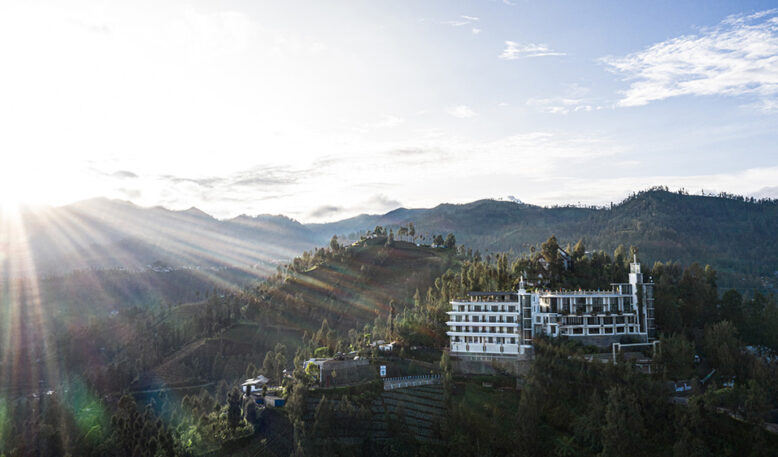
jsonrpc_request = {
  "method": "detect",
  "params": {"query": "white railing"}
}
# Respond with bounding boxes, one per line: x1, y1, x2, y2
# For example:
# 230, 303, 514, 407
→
383, 375, 442, 391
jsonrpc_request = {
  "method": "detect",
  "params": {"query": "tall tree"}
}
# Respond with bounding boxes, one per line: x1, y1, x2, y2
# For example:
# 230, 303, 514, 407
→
227, 387, 243, 430
600, 386, 646, 457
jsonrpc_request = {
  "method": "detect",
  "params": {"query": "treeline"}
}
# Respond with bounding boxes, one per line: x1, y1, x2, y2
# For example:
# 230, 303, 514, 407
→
445, 337, 776, 457
653, 260, 778, 350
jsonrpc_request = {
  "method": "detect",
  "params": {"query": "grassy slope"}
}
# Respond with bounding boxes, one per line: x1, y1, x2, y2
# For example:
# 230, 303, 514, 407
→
274, 240, 459, 335
145, 241, 459, 387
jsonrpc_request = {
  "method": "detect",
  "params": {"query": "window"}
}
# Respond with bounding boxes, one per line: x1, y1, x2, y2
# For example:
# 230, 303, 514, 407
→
589, 328, 600, 334
573, 328, 583, 335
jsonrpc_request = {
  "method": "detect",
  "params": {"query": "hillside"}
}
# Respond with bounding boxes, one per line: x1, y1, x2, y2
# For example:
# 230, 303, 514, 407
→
129, 239, 459, 389
2, 198, 318, 277
312, 189, 778, 291
272, 240, 458, 334
5, 189, 777, 292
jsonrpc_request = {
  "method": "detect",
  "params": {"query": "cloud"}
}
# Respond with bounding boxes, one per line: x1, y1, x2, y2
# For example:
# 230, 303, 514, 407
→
499, 41, 566, 59
472, 28, 481, 35
309, 205, 342, 218
750, 185, 778, 200
159, 165, 308, 189
446, 15, 480, 27
447, 105, 477, 118
112, 170, 139, 179
601, 9, 778, 107
366, 194, 402, 211
388, 147, 435, 156
526, 97, 598, 114
117, 188, 141, 199
526, 84, 608, 114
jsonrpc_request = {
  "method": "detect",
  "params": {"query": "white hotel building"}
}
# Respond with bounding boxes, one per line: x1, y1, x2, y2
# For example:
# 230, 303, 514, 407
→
446, 259, 655, 360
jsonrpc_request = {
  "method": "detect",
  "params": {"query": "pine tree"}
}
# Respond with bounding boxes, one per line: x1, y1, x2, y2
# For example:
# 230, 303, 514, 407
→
227, 388, 243, 430
601, 386, 646, 457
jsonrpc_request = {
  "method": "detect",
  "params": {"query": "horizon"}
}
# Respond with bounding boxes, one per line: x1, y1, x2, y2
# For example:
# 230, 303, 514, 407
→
17, 184, 772, 224
2, 1, 778, 222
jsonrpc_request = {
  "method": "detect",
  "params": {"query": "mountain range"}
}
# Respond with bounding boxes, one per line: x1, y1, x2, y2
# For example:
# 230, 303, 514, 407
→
3, 189, 777, 291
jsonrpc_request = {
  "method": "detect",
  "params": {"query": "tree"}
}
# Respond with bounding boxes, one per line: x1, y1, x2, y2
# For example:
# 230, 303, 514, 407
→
433, 234, 445, 246
274, 351, 287, 383
440, 351, 453, 405
263, 351, 275, 380
398, 226, 408, 241
572, 239, 586, 261
312, 395, 335, 455
673, 397, 710, 457
541, 235, 562, 283
244, 362, 258, 379
389, 300, 397, 339
600, 386, 646, 457
702, 321, 740, 377
408, 223, 416, 242
329, 235, 340, 252
719, 289, 744, 330
444, 233, 456, 249
227, 388, 243, 430
658, 334, 694, 380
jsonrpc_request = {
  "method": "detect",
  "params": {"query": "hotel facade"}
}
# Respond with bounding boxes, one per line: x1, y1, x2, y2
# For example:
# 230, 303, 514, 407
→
446, 259, 655, 360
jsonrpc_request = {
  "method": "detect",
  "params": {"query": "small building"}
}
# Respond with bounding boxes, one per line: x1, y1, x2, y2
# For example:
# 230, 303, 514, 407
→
303, 357, 374, 387
264, 395, 286, 408
241, 375, 270, 395
378, 341, 397, 352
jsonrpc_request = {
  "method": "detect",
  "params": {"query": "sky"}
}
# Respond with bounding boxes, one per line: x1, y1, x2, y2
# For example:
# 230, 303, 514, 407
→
1, 0, 778, 222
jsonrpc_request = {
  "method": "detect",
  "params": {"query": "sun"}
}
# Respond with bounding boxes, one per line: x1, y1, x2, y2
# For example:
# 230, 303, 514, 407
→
0, 175, 27, 213
0, 163, 48, 212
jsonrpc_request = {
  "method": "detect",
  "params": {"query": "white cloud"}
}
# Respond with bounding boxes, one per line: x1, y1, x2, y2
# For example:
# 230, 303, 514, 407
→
499, 41, 566, 59
472, 28, 481, 35
526, 84, 605, 114
601, 9, 778, 107
527, 97, 597, 114
445, 15, 480, 27
447, 105, 477, 118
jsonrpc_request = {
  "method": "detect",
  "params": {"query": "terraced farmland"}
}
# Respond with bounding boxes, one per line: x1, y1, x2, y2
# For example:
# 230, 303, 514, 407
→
305, 383, 447, 445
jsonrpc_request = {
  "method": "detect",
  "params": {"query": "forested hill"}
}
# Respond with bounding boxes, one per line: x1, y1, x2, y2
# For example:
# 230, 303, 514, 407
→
311, 189, 778, 291
6, 189, 777, 291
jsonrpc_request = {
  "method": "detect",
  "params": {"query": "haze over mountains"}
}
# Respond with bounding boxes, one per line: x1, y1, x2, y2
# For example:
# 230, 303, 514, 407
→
4, 189, 777, 291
